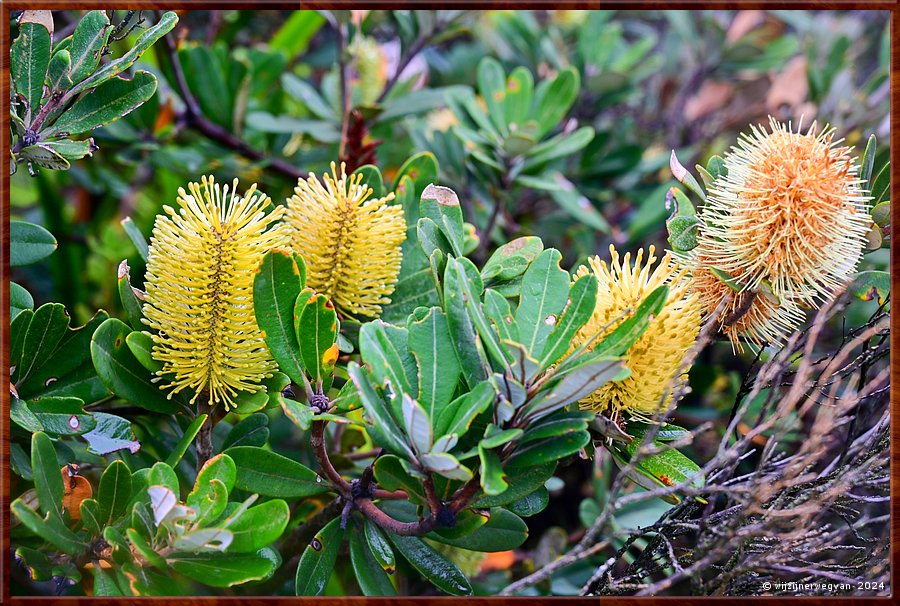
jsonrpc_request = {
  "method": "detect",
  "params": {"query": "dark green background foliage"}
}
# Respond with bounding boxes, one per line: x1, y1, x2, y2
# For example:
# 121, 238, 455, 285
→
9, 9, 890, 597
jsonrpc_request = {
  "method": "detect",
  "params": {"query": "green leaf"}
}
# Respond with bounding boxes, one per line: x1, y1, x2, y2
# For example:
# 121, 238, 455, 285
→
269, 10, 326, 58
546, 176, 611, 233
10, 221, 57, 266
591, 284, 668, 357
442, 259, 490, 389
98, 460, 132, 527
504, 66, 534, 128
521, 410, 592, 444
407, 306, 461, 423
188, 453, 236, 514
393, 152, 440, 198
276, 394, 313, 430
226, 446, 329, 498
348, 362, 416, 459
14, 546, 54, 582
223, 413, 270, 449
295, 290, 339, 389
477, 56, 508, 135
117, 260, 146, 330
31, 432, 64, 520
349, 529, 397, 596
481, 425, 523, 449
432, 508, 528, 552
17, 309, 108, 401
295, 517, 344, 595
282, 73, 337, 121
169, 548, 280, 587
48, 70, 158, 136
126, 528, 167, 571
90, 566, 125, 596
67, 10, 112, 83
478, 445, 508, 496
254, 250, 307, 386
68, 11, 178, 97
420, 184, 465, 257
148, 461, 180, 496
120, 217, 149, 262
16, 144, 70, 170
849, 270, 890, 306
473, 461, 557, 508
17, 302, 68, 385
532, 66, 579, 138
80, 499, 102, 536
538, 272, 597, 370
705, 154, 728, 182
12, 498, 87, 556
10, 397, 42, 433
227, 499, 290, 553
607, 439, 704, 504
669, 150, 706, 202
522, 126, 594, 171
524, 357, 623, 420
434, 380, 495, 439
90, 318, 181, 414
372, 454, 427, 505
12, 21, 51, 121
83, 412, 140, 456
353, 164, 385, 198
482, 236, 544, 282
667, 215, 699, 252
507, 486, 549, 517
506, 430, 591, 467
165, 414, 207, 467
401, 394, 433, 455
125, 331, 163, 374
515, 248, 571, 358
364, 519, 396, 573
27, 397, 96, 435
860, 134, 876, 187
9, 309, 33, 383
10, 281, 34, 322
871, 201, 890, 228
388, 534, 472, 596
359, 320, 418, 419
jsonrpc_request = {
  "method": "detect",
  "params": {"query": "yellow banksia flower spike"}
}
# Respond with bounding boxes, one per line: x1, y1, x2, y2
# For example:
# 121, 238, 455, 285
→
286, 161, 406, 319
697, 117, 871, 306
143, 176, 290, 410
572, 245, 703, 421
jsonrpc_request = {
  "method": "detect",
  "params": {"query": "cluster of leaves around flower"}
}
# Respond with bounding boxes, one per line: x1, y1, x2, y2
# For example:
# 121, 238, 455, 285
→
10, 154, 711, 596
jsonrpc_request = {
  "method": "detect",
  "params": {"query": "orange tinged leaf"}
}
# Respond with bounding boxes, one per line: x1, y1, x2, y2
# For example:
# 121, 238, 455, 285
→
322, 343, 339, 369
60, 466, 92, 521
480, 550, 516, 573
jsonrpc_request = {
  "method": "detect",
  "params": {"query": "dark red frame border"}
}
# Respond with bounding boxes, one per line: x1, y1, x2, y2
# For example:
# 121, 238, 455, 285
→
0, 2, 896, 603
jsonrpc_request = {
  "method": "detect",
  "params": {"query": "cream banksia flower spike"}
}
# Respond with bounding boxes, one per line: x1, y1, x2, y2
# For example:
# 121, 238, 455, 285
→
143, 176, 290, 410
572, 246, 703, 421
697, 117, 871, 306
286, 162, 406, 319
684, 118, 872, 352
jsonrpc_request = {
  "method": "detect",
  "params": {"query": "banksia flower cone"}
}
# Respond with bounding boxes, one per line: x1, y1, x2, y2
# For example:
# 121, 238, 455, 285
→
572, 246, 703, 420
686, 118, 871, 351
286, 162, 405, 319
698, 118, 871, 305
143, 176, 289, 409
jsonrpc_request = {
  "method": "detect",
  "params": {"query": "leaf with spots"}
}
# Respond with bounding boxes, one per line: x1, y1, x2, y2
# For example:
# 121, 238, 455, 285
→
295, 517, 344, 595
